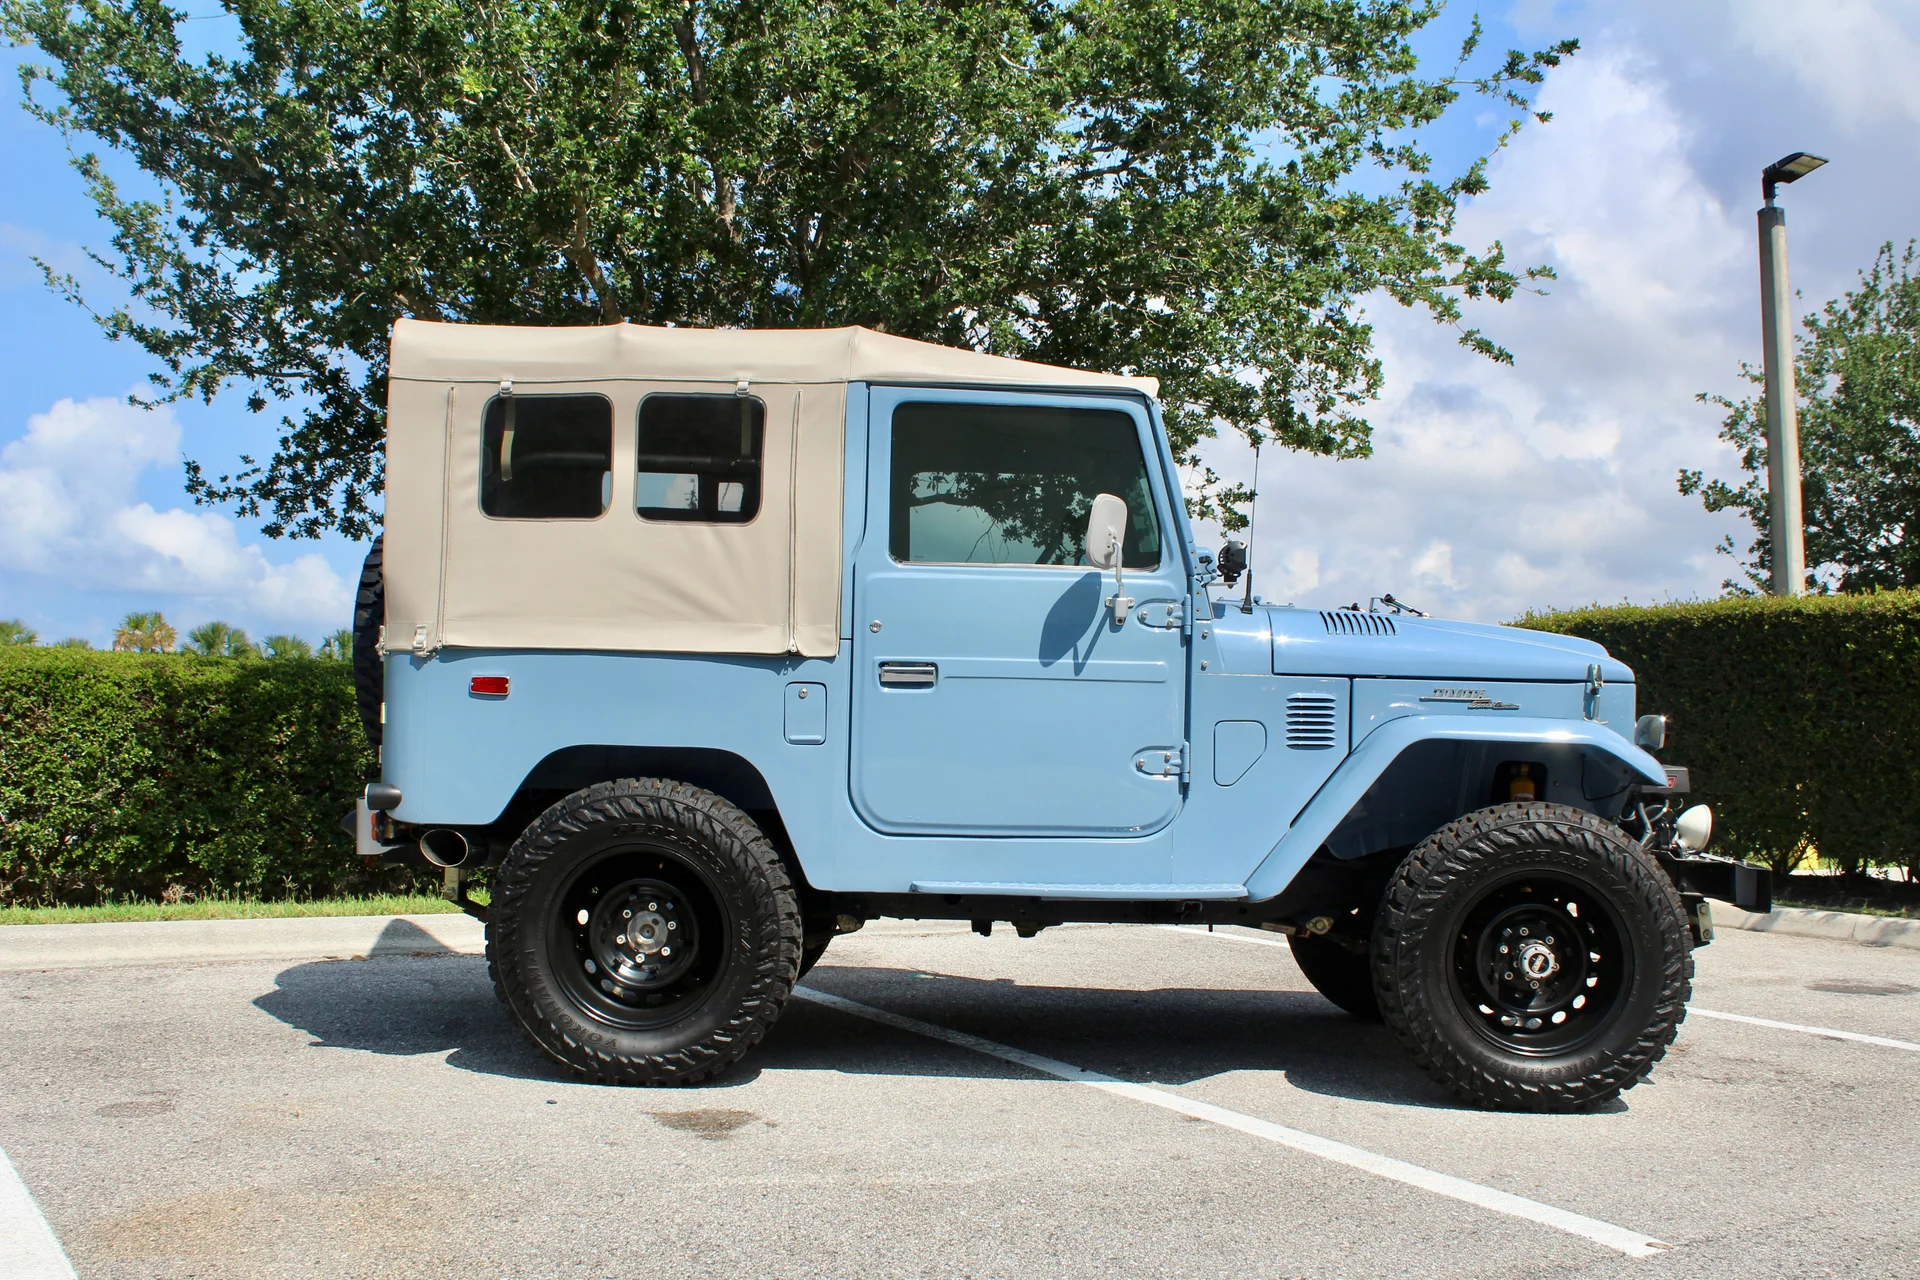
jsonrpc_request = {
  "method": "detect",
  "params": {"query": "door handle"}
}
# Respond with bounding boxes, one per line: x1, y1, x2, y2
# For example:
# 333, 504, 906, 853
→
878, 662, 938, 687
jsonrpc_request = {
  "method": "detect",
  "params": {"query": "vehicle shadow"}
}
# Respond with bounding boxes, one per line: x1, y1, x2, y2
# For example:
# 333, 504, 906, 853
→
253, 942, 1485, 1109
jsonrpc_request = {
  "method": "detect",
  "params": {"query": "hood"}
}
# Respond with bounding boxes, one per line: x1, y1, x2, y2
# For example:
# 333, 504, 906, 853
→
1268, 607, 1632, 683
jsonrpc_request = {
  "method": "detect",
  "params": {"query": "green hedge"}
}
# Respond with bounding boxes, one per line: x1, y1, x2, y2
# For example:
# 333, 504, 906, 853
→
0, 648, 422, 906
1522, 592, 1920, 876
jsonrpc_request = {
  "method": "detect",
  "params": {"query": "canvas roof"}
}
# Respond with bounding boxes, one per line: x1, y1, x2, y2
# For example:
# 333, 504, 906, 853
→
388, 318, 1159, 395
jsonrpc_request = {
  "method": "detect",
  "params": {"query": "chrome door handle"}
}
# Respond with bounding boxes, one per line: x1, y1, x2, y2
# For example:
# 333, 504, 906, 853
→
878, 662, 938, 687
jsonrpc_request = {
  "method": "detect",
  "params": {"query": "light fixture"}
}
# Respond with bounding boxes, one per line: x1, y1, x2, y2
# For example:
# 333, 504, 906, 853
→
1762, 152, 1827, 201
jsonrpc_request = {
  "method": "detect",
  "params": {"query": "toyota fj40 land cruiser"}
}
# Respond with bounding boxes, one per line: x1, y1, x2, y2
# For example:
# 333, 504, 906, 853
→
347, 319, 1770, 1111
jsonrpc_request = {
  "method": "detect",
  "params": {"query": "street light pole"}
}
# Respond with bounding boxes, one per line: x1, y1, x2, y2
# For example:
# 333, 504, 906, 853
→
1757, 151, 1826, 597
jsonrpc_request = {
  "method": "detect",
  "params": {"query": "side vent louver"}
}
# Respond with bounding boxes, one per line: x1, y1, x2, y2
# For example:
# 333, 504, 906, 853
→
1320, 610, 1396, 637
1286, 693, 1339, 750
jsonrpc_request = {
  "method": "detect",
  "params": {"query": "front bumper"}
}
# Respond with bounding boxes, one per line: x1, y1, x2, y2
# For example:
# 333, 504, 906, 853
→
1661, 854, 1773, 914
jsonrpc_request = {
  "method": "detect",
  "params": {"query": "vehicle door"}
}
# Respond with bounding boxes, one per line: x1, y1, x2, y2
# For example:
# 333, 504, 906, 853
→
850, 387, 1189, 837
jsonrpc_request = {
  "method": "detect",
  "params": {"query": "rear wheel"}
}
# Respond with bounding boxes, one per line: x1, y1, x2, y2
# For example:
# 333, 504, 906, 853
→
1288, 933, 1380, 1020
350, 535, 384, 750
488, 777, 801, 1085
1373, 802, 1691, 1112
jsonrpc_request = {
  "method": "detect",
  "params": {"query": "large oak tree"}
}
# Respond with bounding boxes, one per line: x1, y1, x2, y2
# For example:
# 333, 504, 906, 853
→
6, 0, 1572, 539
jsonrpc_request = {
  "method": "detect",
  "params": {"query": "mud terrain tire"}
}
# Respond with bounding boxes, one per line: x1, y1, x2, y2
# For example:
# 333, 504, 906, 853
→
488, 778, 801, 1085
350, 535, 384, 750
1373, 801, 1691, 1112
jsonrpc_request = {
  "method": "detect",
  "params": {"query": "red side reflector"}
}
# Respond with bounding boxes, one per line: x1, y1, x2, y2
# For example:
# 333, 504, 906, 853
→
469, 676, 510, 697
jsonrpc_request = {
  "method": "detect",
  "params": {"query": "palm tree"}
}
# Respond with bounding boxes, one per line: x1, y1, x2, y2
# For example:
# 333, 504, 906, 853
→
262, 634, 313, 659
185, 621, 257, 658
316, 628, 354, 661
50, 637, 92, 649
113, 611, 177, 653
0, 619, 37, 646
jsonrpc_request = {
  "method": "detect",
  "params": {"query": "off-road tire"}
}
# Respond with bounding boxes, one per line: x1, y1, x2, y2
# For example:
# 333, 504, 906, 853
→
1373, 801, 1692, 1112
488, 778, 802, 1085
1289, 933, 1381, 1020
350, 535, 384, 750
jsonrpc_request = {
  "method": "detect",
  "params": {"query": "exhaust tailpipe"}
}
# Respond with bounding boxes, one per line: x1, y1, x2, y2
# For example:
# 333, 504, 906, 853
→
418, 828, 472, 869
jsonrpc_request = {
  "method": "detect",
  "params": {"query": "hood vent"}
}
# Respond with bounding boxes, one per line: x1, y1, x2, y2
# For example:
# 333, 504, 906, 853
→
1285, 693, 1338, 750
1320, 610, 1396, 637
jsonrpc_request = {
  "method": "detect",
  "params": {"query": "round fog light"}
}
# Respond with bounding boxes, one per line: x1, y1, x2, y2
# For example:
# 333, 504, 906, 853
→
1675, 804, 1714, 851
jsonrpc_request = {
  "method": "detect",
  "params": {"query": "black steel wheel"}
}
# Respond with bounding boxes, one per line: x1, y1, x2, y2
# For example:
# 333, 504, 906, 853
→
488, 777, 801, 1085
1374, 801, 1692, 1112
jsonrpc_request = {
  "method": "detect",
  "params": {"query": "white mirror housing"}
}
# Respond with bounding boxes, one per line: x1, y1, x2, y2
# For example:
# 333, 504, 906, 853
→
1085, 493, 1132, 624
1675, 804, 1714, 852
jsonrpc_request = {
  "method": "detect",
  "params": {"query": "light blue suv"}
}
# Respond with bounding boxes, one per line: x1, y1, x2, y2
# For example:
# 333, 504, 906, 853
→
347, 319, 1769, 1111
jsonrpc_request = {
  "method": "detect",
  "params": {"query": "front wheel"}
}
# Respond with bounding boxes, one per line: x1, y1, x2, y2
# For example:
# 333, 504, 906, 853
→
488, 778, 801, 1085
1373, 802, 1692, 1112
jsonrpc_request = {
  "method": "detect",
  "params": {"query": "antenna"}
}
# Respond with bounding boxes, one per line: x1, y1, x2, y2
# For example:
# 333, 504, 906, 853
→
1240, 439, 1261, 614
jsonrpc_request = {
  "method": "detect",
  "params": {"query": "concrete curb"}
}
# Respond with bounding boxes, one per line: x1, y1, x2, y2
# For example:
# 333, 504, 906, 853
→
0, 913, 484, 972
1709, 898, 1920, 951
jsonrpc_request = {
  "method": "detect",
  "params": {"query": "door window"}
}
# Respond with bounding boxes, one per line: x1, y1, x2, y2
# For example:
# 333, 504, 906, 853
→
888, 402, 1161, 568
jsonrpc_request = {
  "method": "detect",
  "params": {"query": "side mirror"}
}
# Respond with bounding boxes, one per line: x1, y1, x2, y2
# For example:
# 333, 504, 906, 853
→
1634, 714, 1667, 751
1085, 493, 1132, 625
1216, 539, 1247, 587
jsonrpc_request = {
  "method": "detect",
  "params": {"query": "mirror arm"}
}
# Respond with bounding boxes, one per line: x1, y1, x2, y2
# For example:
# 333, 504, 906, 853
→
1107, 534, 1132, 626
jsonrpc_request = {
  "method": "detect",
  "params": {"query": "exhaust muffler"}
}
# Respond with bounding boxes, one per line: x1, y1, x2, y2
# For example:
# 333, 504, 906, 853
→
418, 828, 473, 869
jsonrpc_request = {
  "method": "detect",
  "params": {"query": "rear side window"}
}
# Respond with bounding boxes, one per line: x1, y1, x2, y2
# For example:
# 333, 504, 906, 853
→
889, 402, 1161, 568
481, 394, 613, 519
636, 394, 765, 523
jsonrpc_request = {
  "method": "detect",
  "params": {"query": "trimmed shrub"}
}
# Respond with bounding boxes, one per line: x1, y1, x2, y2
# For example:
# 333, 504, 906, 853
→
0, 647, 424, 906
1521, 592, 1920, 877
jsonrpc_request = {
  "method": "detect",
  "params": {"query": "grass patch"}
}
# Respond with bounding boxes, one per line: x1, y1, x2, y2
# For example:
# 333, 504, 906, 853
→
0, 891, 488, 926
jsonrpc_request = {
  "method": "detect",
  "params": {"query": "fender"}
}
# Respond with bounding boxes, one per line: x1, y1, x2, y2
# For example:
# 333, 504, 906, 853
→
1242, 715, 1667, 902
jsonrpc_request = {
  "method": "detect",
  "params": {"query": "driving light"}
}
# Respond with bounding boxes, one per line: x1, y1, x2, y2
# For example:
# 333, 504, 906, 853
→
1675, 804, 1714, 851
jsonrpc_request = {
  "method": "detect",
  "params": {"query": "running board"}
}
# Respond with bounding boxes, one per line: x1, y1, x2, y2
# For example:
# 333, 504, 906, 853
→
908, 881, 1247, 901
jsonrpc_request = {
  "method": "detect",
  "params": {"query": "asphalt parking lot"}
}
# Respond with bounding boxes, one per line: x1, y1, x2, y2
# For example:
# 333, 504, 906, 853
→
1, 919, 1916, 1279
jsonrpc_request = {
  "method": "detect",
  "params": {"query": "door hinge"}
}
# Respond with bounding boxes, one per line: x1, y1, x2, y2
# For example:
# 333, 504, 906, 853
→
1134, 745, 1186, 778
1134, 600, 1185, 630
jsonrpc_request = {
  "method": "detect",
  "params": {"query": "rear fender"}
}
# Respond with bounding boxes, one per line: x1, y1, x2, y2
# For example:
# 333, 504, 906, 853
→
1243, 715, 1666, 902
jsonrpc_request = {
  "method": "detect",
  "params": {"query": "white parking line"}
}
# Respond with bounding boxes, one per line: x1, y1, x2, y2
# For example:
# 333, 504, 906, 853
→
1162, 926, 1920, 1055
0, 1147, 77, 1280
794, 986, 1671, 1259
1689, 1008, 1920, 1053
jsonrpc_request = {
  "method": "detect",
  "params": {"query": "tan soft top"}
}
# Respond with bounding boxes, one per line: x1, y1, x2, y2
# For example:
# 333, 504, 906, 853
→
382, 320, 1157, 661
390, 319, 1158, 395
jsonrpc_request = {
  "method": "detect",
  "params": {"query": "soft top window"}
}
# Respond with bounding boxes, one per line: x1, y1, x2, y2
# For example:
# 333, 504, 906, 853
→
636, 394, 765, 523
889, 402, 1161, 568
481, 394, 612, 519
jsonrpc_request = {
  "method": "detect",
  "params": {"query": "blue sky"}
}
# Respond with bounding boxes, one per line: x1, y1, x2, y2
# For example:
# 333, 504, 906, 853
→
2, 1, 1917, 643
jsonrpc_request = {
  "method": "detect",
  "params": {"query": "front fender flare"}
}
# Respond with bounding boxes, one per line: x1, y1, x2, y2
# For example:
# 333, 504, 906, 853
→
1242, 715, 1666, 902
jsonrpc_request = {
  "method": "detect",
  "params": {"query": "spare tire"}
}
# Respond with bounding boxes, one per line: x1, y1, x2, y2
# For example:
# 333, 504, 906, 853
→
351, 534, 385, 750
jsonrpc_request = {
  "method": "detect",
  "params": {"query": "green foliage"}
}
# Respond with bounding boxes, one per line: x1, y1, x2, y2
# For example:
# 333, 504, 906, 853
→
1521, 592, 1920, 877
185, 619, 258, 658
0, 619, 36, 646
4, 0, 1574, 538
48, 637, 92, 649
0, 646, 423, 905
112, 609, 176, 652
1681, 241, 1920, 592
317, 628, 353, 661
262, 633, 313, 659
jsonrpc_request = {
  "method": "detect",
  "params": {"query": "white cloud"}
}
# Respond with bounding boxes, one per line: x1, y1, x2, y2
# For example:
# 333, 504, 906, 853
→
1194, 47, 1759, 621
0, 394, 349, 626
1729, 0, 1920, 128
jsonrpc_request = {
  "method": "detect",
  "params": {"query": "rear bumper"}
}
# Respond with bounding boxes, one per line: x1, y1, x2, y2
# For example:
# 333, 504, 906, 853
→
1662, 855, 1773, 914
